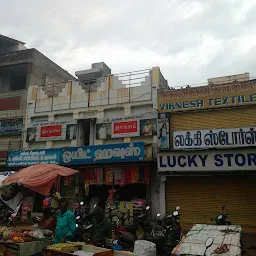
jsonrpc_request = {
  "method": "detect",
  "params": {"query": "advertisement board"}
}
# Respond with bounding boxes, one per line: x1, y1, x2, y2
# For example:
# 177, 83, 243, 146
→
26, 120, 77, 142
7, 149, 60, 167
7, 142, 145, 167
158, 149, 256, 172
0, 119, 23, 136
157, 113, 170, 150
60, 142, 145, 165
158, 80, 256, 112
173, 127, 256, 150
111, 119, 157, 138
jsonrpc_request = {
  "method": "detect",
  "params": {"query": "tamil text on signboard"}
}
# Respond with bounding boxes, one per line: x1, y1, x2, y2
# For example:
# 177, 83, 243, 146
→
0, 119, 23, 136
158, 80, 256, 112
173, 127, 256, 149
158, 149, 256, 172
60, 142, 145, 165
7, 149, 60, 167
7, 142, 145, 167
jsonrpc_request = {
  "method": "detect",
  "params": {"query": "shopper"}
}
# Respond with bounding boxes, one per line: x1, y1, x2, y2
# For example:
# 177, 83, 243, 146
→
51, 188, 61, 210
54, 198, 76, 244
40, 207, 56, 231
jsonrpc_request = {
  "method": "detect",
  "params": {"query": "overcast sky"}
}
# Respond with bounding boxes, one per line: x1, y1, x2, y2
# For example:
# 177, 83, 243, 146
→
1, 0, 256, 87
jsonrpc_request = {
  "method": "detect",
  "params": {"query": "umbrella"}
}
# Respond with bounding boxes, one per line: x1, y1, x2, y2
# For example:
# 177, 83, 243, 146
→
2, 164, 78, 196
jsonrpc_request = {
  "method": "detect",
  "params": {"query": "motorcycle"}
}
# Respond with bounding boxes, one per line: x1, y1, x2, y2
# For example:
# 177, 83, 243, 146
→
144, 206, 181, 256
212, 205, 231, 225
74, 202, 95, 242
114, 206, 151, 251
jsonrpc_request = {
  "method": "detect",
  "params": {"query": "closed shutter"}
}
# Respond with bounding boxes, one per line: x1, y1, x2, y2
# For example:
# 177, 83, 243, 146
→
166, 175, 256, 229
171, 105, 256, 131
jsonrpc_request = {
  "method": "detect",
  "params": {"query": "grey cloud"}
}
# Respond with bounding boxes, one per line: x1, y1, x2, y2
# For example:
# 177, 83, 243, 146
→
1, 0, 256, 86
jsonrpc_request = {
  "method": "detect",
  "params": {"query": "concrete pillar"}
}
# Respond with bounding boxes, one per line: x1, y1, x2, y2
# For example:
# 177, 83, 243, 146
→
159, 175, 166, 215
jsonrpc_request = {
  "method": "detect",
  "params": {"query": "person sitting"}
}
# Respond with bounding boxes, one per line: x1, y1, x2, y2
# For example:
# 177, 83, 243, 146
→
40, 207, 56, 232
54, 198, 76, 244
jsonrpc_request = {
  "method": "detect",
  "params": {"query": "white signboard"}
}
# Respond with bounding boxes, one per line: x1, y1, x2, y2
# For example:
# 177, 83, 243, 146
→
26, 120, 77, 142
173, 127, 256, 150
158, 149, 256, 172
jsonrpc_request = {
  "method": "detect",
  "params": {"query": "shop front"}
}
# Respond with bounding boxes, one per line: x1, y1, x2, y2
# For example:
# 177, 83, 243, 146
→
58, 142, 153, 222
7, 142, 155, 220
158, 149, 256, 229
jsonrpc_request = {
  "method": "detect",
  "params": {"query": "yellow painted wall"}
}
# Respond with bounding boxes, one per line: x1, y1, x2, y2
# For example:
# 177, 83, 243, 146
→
170, 105, 256, 131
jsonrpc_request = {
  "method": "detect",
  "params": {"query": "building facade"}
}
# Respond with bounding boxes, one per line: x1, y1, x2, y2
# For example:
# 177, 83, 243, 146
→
0, 34, 74, 169
8, 62, 168, 216
157, 73, 256, 228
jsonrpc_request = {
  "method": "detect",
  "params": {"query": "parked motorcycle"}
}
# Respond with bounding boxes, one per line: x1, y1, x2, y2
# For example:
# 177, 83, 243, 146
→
114, 206, 151, 251
144, 206, 181, 256
74, 202, 95, 242
212, 205, 231, 225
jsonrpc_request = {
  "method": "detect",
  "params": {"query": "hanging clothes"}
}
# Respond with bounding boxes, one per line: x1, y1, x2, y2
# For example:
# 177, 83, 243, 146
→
105, 168, 113, 186
125, 167, 132, 185
107, 189, 116, 202
120, 168, 126, 187
95, 168, 103, 185
81, 168, 91, 184
144, 167, 150, 184
130, 167, 139, 183
113, 167, 122, 186
139, 167, 144, 183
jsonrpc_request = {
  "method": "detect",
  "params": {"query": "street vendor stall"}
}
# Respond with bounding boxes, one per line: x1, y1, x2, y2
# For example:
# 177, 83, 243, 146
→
44, 243, 112, 256
172, 224, 242, 256
0, 164, 78, 256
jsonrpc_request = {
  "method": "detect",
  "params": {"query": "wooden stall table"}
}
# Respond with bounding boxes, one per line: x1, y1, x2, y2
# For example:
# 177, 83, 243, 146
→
0, 239, 53, 256
43, 244, 112, 256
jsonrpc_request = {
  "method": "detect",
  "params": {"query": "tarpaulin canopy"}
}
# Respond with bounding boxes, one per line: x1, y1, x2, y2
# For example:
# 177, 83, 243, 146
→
2, 164, 78, 196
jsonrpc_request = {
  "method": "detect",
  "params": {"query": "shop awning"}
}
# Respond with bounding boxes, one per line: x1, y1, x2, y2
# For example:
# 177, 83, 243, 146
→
2, 164, 78, 196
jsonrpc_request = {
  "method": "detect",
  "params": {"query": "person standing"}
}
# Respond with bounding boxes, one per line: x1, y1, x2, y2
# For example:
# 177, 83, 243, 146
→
51, 188, 61, 210
98, 124, 107, 139
54, 198, 76, 244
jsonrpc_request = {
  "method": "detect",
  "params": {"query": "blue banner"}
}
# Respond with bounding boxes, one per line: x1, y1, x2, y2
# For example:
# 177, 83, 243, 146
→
7, 149, 60, 167
0, 119, 23, 136
59, 142, 145, 165
7, 142, 145, 167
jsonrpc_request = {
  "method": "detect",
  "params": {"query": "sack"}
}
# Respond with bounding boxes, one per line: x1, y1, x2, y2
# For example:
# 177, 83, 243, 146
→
134, 240, 156, 256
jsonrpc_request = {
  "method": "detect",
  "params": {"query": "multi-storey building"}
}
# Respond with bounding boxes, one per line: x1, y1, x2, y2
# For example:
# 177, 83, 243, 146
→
157, 73, 256, 228
8, 62, 168, 216
0, 34, 74, 170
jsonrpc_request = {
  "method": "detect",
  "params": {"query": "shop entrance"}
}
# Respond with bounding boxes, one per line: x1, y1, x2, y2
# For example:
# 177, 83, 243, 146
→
166, 175, 256, 229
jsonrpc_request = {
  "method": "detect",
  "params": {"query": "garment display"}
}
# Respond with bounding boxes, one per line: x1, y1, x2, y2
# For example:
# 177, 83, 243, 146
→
105, 168, 113, 186
131, 167, 139, 183
113, 167, 122, 186
125, 168, 131, 185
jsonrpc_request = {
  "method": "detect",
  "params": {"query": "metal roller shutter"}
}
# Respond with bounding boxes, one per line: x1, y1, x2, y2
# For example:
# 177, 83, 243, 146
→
170, 105, 256, 131
166, 175, 256, 229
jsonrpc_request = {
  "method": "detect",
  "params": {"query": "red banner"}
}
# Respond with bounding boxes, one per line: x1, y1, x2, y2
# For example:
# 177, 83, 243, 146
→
0, 96, 21, 111
40, 125, 62, 138
113, 120, 138, 134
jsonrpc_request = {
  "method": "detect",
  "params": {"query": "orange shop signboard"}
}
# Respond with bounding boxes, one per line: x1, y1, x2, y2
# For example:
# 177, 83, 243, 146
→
158, 80, 256, 112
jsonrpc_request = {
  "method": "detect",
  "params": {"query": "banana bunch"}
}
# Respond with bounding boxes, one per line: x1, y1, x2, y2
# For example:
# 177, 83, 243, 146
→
47, 243, 75, 252
12, 236, 24, 243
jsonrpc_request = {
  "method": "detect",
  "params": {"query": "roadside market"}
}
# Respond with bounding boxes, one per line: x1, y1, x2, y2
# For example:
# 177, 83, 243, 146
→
0, 164, 78, 256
